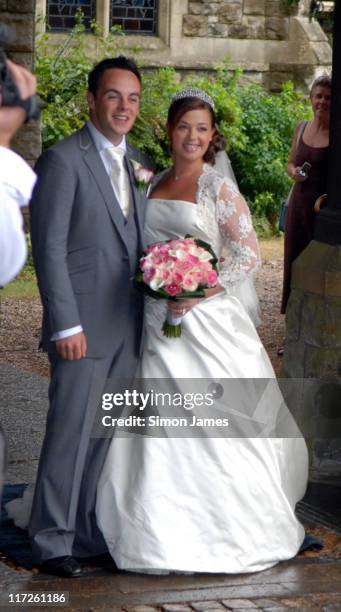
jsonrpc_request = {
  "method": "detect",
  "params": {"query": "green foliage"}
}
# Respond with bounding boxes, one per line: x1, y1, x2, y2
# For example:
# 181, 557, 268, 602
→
252, 214, 274, 239
18, 235, 35, 280
35, 19, 311, 233
35, 10, 128, 149
129, 67, 179, 170
230, 81, 310, 231
186, 63, 245, 155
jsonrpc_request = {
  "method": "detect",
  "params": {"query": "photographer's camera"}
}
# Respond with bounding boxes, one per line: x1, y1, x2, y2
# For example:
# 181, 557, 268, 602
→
0, 23, 39, 121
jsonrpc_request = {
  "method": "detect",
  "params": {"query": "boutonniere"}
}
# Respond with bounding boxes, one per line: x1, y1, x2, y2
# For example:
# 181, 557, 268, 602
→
131, 160, 154, 192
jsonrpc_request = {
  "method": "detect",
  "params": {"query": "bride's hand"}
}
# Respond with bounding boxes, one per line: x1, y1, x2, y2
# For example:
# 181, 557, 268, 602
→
167, 299, 200, 317
168, 283, 225, 316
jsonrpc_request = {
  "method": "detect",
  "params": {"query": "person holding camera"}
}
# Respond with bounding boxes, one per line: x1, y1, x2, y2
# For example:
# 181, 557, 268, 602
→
0, 58, 37, 509
0, 59, 37, 286
280, 75, 331, 325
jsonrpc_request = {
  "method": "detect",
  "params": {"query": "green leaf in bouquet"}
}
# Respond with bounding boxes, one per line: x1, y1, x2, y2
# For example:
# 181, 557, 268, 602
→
171, 289, 206, 300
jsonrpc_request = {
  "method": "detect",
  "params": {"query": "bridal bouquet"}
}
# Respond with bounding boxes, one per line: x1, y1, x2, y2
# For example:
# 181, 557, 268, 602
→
135, 236, 218, 338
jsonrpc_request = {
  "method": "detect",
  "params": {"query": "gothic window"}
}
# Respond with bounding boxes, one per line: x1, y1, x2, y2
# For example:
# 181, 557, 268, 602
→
111, 1, 158, 36
47, 0, 96, 31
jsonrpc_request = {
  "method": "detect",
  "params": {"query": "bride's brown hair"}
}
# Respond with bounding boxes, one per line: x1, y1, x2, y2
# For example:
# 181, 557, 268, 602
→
167, 97, 225, 165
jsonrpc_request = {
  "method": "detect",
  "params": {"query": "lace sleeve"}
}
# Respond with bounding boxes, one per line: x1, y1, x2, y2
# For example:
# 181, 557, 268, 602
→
216, 179, 261, 292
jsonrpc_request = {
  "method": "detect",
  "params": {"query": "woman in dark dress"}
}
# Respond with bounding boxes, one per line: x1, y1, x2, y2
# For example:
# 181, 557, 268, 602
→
281, 75, 331, 316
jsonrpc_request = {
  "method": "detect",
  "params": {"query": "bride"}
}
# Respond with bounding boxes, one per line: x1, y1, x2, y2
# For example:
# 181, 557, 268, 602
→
95, 89, 309, 574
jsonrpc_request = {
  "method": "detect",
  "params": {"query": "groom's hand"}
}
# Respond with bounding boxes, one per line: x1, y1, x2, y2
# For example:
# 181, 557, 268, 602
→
55, 332, 87, 360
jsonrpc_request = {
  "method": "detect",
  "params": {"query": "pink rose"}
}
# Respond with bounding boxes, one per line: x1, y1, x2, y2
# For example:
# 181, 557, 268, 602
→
182, 261, 193, 272
146, 244, 159, 256
165, 283, 182, 296
137, 167, 154, 183
162, 270, 171, 281
183, 273, 198, 292
186, 254, 199, 267
173, 271, 184, 284
143, 268, 156, 283
202, 261, 213, 272
131, 160, 154, 189
159, 254, 173, 264
193, 271, 203, 283
207, 271, 218, 287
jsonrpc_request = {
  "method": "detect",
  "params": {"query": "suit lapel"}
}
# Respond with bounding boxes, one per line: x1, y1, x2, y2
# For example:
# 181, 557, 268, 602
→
125, 144, 146, 251
80, 127, 127, 244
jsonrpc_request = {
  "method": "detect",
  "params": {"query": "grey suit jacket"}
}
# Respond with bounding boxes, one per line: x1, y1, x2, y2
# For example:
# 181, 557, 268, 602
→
30, 125, 152, 358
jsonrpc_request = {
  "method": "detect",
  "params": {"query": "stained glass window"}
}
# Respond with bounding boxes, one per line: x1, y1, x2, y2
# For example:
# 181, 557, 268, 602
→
47, 0, 96, 32
111, 1, 158, 36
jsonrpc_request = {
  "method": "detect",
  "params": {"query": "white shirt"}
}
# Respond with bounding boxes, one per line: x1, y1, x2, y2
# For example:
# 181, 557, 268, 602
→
52, 122, 127, 341
0, 147, 36, 286
87, 120, 127, 171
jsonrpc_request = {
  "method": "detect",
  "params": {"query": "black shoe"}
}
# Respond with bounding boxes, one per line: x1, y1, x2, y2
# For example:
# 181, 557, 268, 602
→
81, 552, 117, 570
40, 556, 83, 578
277, 346, 284, 357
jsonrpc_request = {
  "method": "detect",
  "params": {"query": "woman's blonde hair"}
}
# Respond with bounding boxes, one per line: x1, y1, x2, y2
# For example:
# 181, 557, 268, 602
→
310, 74, 332, 95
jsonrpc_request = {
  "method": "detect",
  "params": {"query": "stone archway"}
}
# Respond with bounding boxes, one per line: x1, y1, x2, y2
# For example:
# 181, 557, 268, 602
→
0, 0, 40, 165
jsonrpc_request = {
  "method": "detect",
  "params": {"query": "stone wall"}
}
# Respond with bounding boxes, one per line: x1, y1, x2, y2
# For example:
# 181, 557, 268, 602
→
123, 0, 330, 92
184, 0, 272, 40
177, 0, 331, 91
0, 0, 40, 166
34, 1, 331, 94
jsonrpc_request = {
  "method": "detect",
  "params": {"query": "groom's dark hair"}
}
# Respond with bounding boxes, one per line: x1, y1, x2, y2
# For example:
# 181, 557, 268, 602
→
88, 56, 142, 96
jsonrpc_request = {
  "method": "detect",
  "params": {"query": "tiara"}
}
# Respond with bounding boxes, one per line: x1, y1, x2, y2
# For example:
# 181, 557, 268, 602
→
171, 88, 215, 111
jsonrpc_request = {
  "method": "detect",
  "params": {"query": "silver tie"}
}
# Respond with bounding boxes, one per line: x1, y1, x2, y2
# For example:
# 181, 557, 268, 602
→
106, 147, 130, 217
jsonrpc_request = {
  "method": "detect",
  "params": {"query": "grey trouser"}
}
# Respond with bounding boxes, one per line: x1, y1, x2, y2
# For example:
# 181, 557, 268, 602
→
29, 331, 139, 563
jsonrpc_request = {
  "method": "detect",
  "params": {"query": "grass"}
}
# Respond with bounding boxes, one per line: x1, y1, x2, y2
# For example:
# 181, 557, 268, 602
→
259, 236, 284, 261
1, 276, 38, 299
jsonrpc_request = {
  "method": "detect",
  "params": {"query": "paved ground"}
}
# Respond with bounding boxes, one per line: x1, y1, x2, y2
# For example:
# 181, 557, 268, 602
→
1, 362, 341, 611
0, 364, 48, 483
1, 555, 341, 611
1, 244, 341, 611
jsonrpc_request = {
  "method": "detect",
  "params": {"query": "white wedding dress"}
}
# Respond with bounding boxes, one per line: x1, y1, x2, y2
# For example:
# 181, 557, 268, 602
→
96, 165, 308, 574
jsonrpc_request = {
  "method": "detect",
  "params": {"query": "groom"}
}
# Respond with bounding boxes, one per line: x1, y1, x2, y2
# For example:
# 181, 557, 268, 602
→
29, 57, 152, 577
